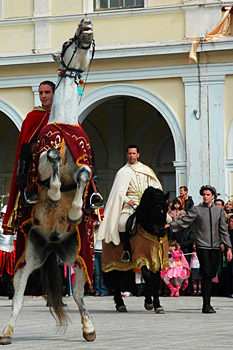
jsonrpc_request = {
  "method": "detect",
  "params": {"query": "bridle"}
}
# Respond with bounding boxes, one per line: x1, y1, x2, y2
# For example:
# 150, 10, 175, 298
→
55, 22, 95, 92
138, 200, 168, 237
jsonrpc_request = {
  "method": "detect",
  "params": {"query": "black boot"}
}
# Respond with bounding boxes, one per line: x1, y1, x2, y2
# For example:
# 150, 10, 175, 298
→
119, 232, 131, 262
17, 142, 38, 205
17, 159, 37, 205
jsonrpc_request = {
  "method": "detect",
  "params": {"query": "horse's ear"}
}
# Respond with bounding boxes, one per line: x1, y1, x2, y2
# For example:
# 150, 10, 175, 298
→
165, 191, 170, 200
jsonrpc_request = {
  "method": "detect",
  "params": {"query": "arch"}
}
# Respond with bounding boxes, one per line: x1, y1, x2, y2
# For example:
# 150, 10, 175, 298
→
0, 99, 24, 130
0, 127, 18, 172
78, 84, 186, 162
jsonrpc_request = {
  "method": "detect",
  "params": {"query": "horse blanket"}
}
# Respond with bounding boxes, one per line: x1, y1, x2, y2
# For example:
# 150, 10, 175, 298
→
15, 122, 95, 286
102, 224, 169, 274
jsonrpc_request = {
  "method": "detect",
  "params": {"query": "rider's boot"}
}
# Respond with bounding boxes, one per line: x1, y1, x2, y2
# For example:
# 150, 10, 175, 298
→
119, 232, 131, 262
17, 143, 38, 206
17, 159, 38, 205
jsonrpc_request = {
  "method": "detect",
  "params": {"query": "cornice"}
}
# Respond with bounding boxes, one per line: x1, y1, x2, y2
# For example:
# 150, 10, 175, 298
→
0, 1, 226, 27
1, 37, 233, 66
1, 62, 233, 88
0, 5, 184, 27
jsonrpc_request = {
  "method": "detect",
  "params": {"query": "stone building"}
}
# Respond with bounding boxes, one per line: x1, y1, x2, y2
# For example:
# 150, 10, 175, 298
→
0, 0, 233, 206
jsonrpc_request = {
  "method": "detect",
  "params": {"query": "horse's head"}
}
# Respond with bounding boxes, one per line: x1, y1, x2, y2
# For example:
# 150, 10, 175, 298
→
74, 19, 94, 49
136, 187, 169, 236
58, 19, 94, 71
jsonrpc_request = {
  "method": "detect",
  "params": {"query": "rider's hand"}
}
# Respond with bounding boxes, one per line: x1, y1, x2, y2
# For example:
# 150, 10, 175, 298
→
127, 200, 136, 207
165, 224, 170, 229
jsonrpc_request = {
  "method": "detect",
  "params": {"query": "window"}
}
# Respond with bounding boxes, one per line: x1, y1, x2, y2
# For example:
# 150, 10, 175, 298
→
94, 0, 144, 10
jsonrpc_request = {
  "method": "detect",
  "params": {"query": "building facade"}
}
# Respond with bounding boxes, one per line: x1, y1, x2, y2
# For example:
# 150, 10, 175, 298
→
0, 0, 233, 206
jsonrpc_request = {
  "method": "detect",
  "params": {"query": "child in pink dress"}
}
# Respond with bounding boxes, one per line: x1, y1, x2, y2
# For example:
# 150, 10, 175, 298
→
170, 199, 186, 222
161, 240, 190, 297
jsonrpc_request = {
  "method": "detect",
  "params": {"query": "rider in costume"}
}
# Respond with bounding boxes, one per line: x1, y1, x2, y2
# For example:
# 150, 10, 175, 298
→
98, 145, 162, 262
3, 81, 55, 235
3, 81, 103, 237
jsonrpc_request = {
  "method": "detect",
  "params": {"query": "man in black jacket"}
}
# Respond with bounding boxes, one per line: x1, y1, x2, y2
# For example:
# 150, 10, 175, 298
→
177, 186, 194, 213
166, 185, 232, 314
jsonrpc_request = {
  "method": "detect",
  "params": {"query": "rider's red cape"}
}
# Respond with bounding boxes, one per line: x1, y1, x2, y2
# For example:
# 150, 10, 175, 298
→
3, 107, 50, 235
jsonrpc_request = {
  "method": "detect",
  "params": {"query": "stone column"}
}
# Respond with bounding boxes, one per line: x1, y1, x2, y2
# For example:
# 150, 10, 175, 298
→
173, 160, 187, 195
183, 73, 226, 203
32, 86, 40, 107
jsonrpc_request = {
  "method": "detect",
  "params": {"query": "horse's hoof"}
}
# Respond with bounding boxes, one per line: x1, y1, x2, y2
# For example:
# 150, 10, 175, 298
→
155, 306, 165, 314
116, 305, 127, 312
66, 215, 82, 226
0, 336, 12, 345
144, 302, 153, 311
83, 331, 96, 342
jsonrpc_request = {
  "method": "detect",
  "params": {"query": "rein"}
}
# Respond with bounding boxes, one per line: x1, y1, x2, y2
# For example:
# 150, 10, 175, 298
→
55, 35, 95, 94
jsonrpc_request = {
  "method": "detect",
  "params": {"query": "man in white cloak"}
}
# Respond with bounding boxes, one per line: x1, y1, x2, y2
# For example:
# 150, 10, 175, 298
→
98, 145, 162, 262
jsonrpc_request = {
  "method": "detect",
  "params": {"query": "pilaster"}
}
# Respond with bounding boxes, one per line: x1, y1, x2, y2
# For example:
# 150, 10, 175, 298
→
33, 0, 50, 17
33, 0, 51, 51
83, 0, 94, 13
173, 161, 187, 196
183, 72, 226, 203
32, 86, 40, 107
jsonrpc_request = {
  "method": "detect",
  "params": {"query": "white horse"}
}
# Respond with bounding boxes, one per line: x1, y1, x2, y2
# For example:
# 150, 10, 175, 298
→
0, 19, 96, 345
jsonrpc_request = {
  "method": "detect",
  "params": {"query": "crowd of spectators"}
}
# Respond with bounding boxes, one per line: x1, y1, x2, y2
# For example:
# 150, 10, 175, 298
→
1, 185, 233, 300
163, 189, 233, 298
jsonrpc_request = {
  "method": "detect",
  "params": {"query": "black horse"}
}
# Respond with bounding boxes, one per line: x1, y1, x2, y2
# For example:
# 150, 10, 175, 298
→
103, 187, 169, 313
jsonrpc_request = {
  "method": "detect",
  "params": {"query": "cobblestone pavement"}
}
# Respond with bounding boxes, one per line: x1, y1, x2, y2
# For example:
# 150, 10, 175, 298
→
0, 295, 232, 350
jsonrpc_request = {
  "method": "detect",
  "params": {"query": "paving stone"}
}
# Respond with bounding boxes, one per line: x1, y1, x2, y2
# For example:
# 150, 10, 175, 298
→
0, 295, 232, 349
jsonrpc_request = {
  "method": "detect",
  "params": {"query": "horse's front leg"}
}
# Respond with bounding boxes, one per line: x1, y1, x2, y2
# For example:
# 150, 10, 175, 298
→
113, 271, 127, 312
67, 165, 91, 223
0, 240, 44, 345
141, 266, 164, 314
152, 271, 165, 314
72, 262, 96, 341
38, 149, 61, 203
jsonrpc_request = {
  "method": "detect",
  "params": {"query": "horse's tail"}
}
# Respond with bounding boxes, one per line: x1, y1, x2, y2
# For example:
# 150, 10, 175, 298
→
43, 252, 68, 327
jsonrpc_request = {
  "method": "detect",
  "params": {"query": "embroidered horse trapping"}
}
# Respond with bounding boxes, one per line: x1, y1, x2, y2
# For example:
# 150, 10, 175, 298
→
15, 122, 95, 286
31, 122, 92, 181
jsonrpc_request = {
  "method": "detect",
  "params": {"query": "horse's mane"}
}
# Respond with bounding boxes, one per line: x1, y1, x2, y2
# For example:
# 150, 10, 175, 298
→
136, 187, 167, 235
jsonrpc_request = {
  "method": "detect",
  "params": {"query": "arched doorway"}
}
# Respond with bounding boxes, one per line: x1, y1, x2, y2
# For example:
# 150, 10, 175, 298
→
80, 84, 185, 201
0, 111, 19, 204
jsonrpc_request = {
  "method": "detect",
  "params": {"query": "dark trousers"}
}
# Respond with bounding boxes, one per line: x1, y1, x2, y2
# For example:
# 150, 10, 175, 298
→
196, 248, 220, 306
